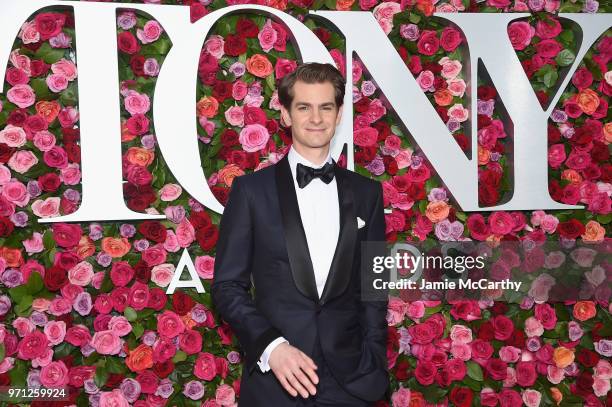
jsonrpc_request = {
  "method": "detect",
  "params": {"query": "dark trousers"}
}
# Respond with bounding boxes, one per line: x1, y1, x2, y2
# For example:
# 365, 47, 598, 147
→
297, 331, 371, 407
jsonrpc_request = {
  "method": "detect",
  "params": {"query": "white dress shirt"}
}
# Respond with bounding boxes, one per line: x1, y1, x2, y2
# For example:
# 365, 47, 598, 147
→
257, 146, 340, 372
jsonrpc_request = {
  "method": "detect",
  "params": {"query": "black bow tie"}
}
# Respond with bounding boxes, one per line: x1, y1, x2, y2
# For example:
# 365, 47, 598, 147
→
296, 161, 335, 188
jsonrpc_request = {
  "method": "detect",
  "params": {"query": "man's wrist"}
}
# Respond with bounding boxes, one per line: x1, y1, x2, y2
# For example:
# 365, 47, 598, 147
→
257, 337, 289, 372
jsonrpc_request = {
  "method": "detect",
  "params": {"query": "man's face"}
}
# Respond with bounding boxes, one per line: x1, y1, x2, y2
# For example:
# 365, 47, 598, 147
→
280, 80, 343, 152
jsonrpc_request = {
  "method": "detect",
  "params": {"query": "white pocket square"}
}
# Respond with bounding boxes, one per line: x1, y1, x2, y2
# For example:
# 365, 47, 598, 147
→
357, 217, 366, 229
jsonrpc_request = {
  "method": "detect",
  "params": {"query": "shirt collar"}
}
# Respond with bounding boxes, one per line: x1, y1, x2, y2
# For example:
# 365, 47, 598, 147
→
287, 145, 332, 177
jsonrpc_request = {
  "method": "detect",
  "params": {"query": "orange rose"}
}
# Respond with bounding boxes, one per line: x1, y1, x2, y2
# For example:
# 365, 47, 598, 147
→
267, 0, 288, 9
478, 146, 490, 165
434, 89, 453, 106
561, 169, 582, 185
553, 346, 574, 368
126, 344, 154, 372
550, 387, 562, 405
409, 390, 426, 407
416, 0, 435, 16
582, 220, 605, 243
35, 101, 61, 123
573, 300, 596, 321
181, 313, 197, 329
604, 122, 612, 144
0, 247, 24, 267
218, 164, 244, 187
126, 147, 155, 167
121, 121, 137, 142
76, 236, 96, 259
101, 237, 131, 258
196, 96, 219, 119
576, 88, 600, 115
425, 201, 450, 223
336, 0, 355, 10
246, 54, 273, 78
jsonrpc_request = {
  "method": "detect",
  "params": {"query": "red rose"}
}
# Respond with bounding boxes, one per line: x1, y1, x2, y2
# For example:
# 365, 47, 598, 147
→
515, 361, 537, 386
38, 173, 61, 192
129, 282, 150, 311
243, 106, 267, 126
196, 225, 219, 250
153, 359, 174, 378
215, 356, 229, 379
52, 223, 82, 248
110, 261, 135, 287
440, 27, 462, 52
534, 303, 557, 330
0, 143, 15, 164
7, 109, 28, 127
275, 58, 298, 80
576, 349, 599, 368
574, 371, 594, 397
117, 31, 141, 55
136, 370, 159, 394
110, 287, 130, 313
485, 358, 508, 380
0, 217, 14, 237
314, 27, 331, 45
394, 360, 410, 381
408, 55, 422, 75
30, 60, 50, 77
17, 331, 49, 359
126, 114, 150, 135
44, 266, 68, 291
535, 16, 562, 39
443, 358, 466, 382
172, 290, 195, 316
417, 30, 439, 56
190, 3, 207, 23
571, 67, 593, 91
213, 81, 232, 102
471, 339, 494, 360
408, 322, 436, 344
492, 315, 514, 341
130, 55, 146, 77
271, 22, 287, 52
179, 329, 203, 354
147, 287, 168, 311
236, 18, 259, 38
138, 221, 167, 243
450, 387, 473, 407
94, 294, 113, 315
224, 34, 247, 57
498, 389, 521, 407
24, 115, 48, 136
5, 68, 29, 86
35, 13, 66, 40
65, 143, 80, 163
414, 360, 436, 385
479, 184, 499, 207
220, 129, 239, 147
134, 260, 152, 282
557, 219, 585, 239
65, 325, 92, 347
68, 366, 96, 387
477, 85, 497, 100
535, 39, 562, 58
466, 214, 490, 241
194, 352, 217, 381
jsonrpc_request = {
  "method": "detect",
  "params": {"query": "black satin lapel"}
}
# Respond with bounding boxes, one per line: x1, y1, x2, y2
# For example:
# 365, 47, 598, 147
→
320, 167, 357, 306
275, 155, 320, 303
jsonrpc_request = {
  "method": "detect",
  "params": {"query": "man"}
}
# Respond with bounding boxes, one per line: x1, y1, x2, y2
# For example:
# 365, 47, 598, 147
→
211, 62, 389, 406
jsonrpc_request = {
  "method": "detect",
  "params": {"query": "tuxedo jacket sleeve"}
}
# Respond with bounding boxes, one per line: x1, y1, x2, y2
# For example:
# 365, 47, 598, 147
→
211, 176, 282, 374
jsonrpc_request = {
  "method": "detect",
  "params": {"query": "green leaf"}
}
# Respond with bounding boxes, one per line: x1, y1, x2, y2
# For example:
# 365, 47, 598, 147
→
106, 357, 126, 374
408, 13, 421, 24
132, 323, 144, 339
173, 350, 187, 363
0, 343, 5, 362
124, 306, 138, 322
43, 230, 55, 250
555, 49, 575, 67
35, 42, 65, 64
467, 361, 484, 381
94, 366, 109, 388
30, 78, 52, 100
542, 70, 559, 88
25, 271, 43, 295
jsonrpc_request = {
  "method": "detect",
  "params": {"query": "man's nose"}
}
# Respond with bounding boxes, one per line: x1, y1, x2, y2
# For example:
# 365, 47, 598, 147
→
310, 109, 323, 123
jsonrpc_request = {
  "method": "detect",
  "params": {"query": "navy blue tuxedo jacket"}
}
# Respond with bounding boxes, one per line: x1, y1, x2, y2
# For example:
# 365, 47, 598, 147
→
211, 154, 389, 405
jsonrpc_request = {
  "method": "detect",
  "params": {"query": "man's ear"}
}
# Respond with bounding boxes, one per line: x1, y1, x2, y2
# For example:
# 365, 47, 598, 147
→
280, 105, 292, 127
335, 104, 343, 125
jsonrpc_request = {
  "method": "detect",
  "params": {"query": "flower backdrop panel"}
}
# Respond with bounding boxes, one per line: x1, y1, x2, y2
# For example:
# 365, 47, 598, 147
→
0, 0, 610, 406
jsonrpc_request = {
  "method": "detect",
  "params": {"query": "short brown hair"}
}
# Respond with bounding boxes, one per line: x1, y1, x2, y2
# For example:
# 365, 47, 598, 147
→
278, 62, 345, 110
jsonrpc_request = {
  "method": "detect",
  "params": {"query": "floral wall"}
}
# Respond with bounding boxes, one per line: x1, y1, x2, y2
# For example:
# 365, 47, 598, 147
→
0, 0, 610, 406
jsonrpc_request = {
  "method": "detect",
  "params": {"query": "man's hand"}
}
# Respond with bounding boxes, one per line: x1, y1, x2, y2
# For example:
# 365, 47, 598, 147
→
268, 342, 319, 398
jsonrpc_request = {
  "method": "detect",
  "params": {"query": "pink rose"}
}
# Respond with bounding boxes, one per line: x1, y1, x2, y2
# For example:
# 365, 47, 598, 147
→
176, 219, 196, 248
406, 301, 425, 320
448, 104, 469, 122
108, 316, 132, 337
124, 91, 151, 116
232, 80, 248, 100
524, 316, 544, 337
593, 377, 611, 397
195, 255, 215, 279
179, 329, 203, 354
91, 330, 122, 355
23, 232, 44, 254
151, 263, 175, 287
100, 389, 130, 407
239, 124, 269, 152
507, 21, 535, 50
163, 230, 180, 253
48, 297, 73, 316
137, 20, 163, 44
40, 360, 68, 387
450, 325, 473, 344
0, 125, 27, 147
46, 73, 68, 93
2, 181, 30, 207
7, 84, 35, 108
547, 144, 566, 168
451, 343, 471, 361
372, 2, 401, 35
258, 20, 277, 53
19, 21, 40, 44
43, 146, 68, 168
499, 346, 521, 363
439, 57, 462, 80
60, 163, 81, 185
159, 184, 182, 201
51, 59, 77, 81
391, 387, 411, 407
480, 388, 498, 407
157, 310, 185, 338
43, 320, 66, 345
58, 107, 79, 127
31, 197, 60, 218
68, 261, 94, 286
447, 78, 466, 97
387, 297, 407, 326
142, 245, 167, 266
13, 317, 35, 337
215, 384, 235, 406
33, 130, 57, 151
416, 70, 435, 91
205, 35, 225, 59
224, 106, 244, 127
522, 390, 541, 407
